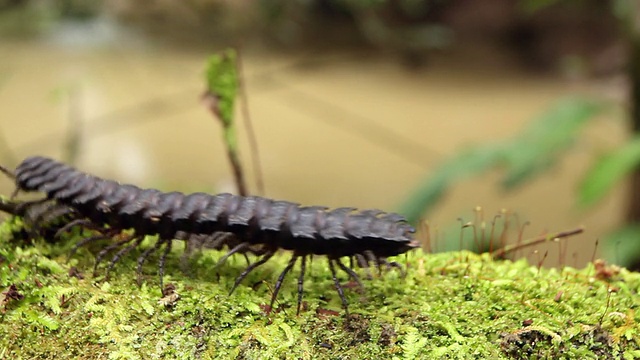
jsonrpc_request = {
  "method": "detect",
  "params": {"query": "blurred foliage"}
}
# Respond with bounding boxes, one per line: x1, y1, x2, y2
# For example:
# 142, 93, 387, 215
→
0, 0, 455, 56
578, 125, 640, 267
604, 224, 640, 269
399, 92, 640, 269
0, 1, 57, 36
518, 0, 633, 34
395, 0, 640, 268
517, 0, 562, 13
501, 98, 606, 188
399, 97, 607, 224
579, 137, 640, 207
0, 0, 100, 37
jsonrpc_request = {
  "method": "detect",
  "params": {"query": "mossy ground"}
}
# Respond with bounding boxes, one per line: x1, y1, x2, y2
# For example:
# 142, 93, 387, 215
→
0, 217, 639, 359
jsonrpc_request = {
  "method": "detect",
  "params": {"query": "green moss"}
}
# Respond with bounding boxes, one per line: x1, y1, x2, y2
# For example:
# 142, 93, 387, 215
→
0, 218, 639, 359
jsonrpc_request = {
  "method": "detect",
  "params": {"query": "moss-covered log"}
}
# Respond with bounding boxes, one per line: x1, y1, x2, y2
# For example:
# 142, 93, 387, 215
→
0, 217, 639, 359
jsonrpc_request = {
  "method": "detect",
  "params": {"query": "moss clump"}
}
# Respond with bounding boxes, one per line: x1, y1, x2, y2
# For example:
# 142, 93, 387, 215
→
0, 218, 639, 359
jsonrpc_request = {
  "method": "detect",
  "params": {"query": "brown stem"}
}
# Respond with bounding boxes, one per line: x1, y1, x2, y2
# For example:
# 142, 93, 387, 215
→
236, 47, 265, 195
227, 149, 248, 196
64, 86, 83, 166
627, 18, 640, 222
201, 91, 249, 196
491, 227, 584, 260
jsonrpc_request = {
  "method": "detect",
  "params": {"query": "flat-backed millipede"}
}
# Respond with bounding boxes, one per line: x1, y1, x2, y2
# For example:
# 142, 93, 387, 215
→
1, 156, 418, 314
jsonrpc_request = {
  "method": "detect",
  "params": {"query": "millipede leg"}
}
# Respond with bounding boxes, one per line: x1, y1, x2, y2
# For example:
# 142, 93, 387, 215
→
54, 218, 96, 238
94, 234, 135, 276
229, 250, 276, 295
105, 236, 145, 279
335, 258, 364, 290
268, 255, 298, 315
208, 232, 234, 250
381, 259, 406, 277
9, 187, 19, 200
136, 238, 165, 286
33, 204, 75, 231
14, 198, 49, 214
67, 233, 113, 261
216, 242, 251, 268
242, 253, 251, 266
179, 234, 197, 275
158, 238, 173, 291
355, 254, 373, 280
16, 199, 54, 238
364, 250, 382, 276
328, 259, 349, 315
296, 256, 307, 316
308, 254, 314, 276
179, 233, 212, 274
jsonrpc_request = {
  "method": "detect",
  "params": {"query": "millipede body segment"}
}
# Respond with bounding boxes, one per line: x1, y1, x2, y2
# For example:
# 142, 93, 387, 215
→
5, 156, 418, 314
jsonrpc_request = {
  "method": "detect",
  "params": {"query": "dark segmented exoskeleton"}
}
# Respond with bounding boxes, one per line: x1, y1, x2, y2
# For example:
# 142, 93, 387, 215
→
3, 156, 418, 314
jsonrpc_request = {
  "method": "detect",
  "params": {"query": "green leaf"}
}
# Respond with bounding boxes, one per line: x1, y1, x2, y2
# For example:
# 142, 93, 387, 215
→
204, 49, 238, 126
579, 136, 640, 207
603, 224, 640, 267
517, 0, 563, 14
612, 0, 634, 21
398, 96, 606, 227
398, 145, 504, 224
501, 97, 605, 188
36, 256, 66, 274
24, 310, 59, 330
401, 326, 428, 359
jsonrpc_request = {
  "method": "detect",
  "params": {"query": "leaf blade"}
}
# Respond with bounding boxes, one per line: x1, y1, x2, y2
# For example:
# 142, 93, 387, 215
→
579, 136, 640, 207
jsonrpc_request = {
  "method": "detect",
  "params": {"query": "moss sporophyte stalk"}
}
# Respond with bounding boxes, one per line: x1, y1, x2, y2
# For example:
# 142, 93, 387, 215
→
1, 214, 639, 359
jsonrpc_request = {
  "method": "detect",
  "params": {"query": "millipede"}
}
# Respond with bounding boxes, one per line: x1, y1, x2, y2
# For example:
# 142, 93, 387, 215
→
0, 156, 418, 314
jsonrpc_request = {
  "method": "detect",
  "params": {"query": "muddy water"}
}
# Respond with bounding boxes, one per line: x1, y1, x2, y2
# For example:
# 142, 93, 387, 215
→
0, 19, 626, 267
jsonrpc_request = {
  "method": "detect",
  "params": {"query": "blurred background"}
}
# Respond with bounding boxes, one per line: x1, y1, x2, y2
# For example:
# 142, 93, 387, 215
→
0, 0, 636, 268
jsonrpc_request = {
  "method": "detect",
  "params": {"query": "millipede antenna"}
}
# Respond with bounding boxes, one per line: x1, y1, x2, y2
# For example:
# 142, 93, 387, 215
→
0, 164, 15, 180
0, 164, 20, 199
